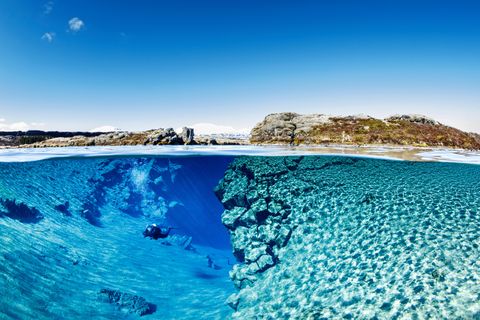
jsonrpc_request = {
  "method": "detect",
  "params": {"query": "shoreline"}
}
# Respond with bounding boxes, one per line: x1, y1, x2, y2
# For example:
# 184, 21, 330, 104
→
1, 144, 479, 164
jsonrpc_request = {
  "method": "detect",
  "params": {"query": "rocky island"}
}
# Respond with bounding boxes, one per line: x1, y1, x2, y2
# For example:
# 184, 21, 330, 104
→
251, 113, 480, 150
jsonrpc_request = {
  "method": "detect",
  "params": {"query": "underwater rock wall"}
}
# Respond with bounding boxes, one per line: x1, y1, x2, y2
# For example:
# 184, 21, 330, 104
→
0, 157, 185, 229
216, 156, 480, 319
0, 156, 232, 248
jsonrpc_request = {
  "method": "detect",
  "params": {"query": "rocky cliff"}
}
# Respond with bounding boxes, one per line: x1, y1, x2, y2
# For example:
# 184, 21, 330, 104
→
250, 113, 480, 149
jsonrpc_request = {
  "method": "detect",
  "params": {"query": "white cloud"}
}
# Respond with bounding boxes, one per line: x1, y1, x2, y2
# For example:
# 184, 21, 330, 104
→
178, 123, 251, 135
90, 125, 121, 132
41, 32, 55, 43
0, 121, 46, 131
30, 122, 46, 127
43, 1, 54, 15
68, 17, 85, 32
0, 118, 5, 122
0, 122, 29, 131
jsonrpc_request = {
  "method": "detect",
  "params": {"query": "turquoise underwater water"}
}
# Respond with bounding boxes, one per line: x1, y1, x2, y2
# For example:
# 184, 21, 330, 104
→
0, 156, 236, 320
0, 155, 479, 319
217, 156, 480, 319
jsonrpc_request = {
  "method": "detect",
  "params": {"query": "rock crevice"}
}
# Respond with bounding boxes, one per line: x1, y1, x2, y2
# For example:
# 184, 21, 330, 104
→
215, 157, 299, 290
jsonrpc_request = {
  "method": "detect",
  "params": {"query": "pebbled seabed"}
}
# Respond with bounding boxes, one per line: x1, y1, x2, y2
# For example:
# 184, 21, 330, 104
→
216, 156, 480, 319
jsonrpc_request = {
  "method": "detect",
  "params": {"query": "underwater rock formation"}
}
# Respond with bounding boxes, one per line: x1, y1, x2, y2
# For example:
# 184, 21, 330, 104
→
215, 157, 297, 288
0, 198, 44, 223
73, 158, 186, 226
216, 156, 480, 319
54, 201, 71, 217
98, 289, 156, 316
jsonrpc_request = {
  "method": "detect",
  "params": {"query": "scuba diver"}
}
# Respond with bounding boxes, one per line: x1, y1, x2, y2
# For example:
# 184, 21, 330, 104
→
143, 224, 175, 240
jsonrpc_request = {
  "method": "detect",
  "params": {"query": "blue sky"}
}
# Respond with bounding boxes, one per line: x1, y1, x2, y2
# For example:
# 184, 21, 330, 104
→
1, 0, 479, 133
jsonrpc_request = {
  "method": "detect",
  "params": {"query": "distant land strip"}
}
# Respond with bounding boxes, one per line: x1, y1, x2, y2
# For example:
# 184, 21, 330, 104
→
1, 114, 479, 150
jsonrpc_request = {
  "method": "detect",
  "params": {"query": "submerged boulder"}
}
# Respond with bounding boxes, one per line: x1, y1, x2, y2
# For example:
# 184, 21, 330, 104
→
98, 289, 156, 316
0, 198, 44, 223
54, 201, 71, 216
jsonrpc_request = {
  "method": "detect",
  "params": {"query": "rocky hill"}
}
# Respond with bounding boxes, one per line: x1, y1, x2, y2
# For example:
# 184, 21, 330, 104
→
251, 113, 480, 149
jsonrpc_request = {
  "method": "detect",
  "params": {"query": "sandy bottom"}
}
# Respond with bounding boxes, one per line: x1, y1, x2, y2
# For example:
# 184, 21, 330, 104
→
0, 209, 234, 320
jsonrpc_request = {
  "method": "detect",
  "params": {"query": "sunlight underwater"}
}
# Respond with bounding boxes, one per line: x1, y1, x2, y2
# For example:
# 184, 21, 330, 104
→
0, 155, 479, 319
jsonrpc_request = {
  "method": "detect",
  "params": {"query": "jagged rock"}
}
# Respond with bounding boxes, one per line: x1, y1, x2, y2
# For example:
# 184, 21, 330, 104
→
251, 112, 298, 144
230, 226, 252, 261
385, 114, 439, 125
180, 127, 195, 145
215, 157, 303, 291
215, 175, 249, 210
229, 264, 257, 289
255, 254, 275, 272
98, 288, 156, 316
343, 113, 374, 121
144, 128, 183, 145
244, 244, 268, 263
208, 138, 218, 145
222, 207, 247, 230
250, 113, 331, 144
226, 293, 240, 310
268, 200, 282, 214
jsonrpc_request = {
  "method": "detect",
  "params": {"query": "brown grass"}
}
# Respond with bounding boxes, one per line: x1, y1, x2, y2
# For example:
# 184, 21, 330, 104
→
304, 119, 480, 149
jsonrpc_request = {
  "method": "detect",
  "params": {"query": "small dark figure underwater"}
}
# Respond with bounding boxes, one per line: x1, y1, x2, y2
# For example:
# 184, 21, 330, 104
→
143, 224, 175, 240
